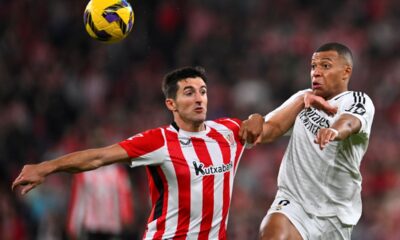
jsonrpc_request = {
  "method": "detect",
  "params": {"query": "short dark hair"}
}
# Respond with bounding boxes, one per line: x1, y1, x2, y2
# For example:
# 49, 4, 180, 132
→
162, 66, 208, 99
316, 42, 353, 66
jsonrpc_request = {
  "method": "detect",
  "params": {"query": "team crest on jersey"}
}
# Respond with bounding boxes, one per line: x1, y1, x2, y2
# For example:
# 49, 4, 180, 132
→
224, 133, 235, 146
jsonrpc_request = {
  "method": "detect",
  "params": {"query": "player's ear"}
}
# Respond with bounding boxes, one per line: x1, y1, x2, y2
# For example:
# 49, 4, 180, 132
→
165, 98, 177, 111
343, 65, 352, 81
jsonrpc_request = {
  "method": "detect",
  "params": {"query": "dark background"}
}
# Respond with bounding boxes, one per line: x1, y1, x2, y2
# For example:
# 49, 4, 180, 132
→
1, 0, 399, 239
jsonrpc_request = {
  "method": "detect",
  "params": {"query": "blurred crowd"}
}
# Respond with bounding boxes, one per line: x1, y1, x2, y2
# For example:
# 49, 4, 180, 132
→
1, 0, 400, 239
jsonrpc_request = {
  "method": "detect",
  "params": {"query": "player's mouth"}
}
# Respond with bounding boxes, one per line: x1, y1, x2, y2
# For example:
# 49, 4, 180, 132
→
312, 82, 322, 90
194, 107, 204, 113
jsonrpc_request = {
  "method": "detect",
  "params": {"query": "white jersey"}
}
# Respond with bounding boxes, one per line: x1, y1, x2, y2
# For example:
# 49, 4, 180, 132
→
265, 90, 375, 225
119, 118, 245, 240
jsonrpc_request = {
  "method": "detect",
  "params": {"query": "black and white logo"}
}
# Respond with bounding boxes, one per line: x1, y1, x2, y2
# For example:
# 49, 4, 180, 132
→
275, 199, 290, 210
192, 161, 233, 176
345, 103, 366, 115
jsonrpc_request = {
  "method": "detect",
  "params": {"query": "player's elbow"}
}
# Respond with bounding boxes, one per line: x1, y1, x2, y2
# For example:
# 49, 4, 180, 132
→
80, 148, 108, 171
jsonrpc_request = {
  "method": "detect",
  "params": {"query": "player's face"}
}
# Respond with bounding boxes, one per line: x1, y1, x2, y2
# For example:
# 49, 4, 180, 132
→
168, 77, 208, 130
310, 50, 351, 100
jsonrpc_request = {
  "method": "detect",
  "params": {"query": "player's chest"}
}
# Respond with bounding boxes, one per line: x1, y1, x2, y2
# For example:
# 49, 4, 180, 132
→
296, 108, 336, 136
164, 134, 237, 177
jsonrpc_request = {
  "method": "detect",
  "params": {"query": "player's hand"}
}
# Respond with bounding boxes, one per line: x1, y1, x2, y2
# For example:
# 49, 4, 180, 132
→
239, 114, 264, 146
304, 92, 338, 116
314, 128, 339, 150
12, 164, 46, 195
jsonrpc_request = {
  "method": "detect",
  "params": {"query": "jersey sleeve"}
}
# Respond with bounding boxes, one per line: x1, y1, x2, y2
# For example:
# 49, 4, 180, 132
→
118, 128, 166, 167
213, 117, 244, 146
339, 92, 375, 135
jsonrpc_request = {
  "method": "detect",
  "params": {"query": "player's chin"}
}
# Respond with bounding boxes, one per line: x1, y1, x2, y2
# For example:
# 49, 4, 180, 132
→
312, 88, 326, 97
193, 113, 207, 122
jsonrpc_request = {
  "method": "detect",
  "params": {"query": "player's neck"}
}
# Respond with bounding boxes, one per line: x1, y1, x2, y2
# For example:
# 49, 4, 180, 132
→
174, 118, 206, 132
326, 87, 348, 100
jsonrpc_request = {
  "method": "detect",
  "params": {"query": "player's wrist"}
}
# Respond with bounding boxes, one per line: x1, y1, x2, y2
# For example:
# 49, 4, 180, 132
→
248, 113, 264, 122
328, 128, 339, 139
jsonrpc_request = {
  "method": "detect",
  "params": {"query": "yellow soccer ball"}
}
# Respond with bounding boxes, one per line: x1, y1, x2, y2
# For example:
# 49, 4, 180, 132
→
83, 0, 134, 43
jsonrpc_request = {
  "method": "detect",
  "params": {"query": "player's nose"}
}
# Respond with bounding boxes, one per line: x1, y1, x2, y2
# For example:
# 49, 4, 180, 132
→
194, 92, 204, 103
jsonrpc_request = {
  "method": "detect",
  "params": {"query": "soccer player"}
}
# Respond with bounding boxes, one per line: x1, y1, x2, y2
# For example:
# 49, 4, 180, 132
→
67, 165, 134, 240
247, 43, 375, 240
12, 66, 331, 239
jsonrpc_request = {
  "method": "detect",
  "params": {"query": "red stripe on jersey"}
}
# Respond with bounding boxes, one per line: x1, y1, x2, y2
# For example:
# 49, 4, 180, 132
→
207, 128, 231, 239
214, 118, 244, 171
165, 130, 191, 239
192, 137, 215, 240
119, 128, 164, 158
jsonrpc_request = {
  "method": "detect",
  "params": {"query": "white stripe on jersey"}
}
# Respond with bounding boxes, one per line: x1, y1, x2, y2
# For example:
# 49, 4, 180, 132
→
157, 160, 179, 238
202, 134, 225, 239
181, 138, 203, 238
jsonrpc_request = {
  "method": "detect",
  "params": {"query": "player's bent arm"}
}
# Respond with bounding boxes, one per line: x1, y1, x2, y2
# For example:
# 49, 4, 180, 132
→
330, 113, 362, 140
314, 113, 362, 150
259, 95, 305, 143
260, 92, 336, 143
12, 144, 130, 194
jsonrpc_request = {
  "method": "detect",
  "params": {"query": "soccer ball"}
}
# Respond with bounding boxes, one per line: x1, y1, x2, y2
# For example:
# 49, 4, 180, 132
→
83, 0, 134, 43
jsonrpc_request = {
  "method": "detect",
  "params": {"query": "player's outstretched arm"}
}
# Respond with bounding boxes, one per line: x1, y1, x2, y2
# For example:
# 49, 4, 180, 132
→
12, 144, 130, 195
314, 113, 361, 150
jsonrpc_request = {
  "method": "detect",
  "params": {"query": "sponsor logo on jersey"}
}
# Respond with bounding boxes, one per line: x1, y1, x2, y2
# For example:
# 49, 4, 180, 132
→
299, 109, 330, 135
192, 161, 233, 176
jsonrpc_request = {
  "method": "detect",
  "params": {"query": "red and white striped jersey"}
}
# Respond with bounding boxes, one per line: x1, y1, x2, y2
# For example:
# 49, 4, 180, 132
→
119, 118, 245, 240
67, 165, 134, 237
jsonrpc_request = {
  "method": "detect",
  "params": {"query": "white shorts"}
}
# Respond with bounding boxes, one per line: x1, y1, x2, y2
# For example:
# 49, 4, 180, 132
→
266, 195, 353, 240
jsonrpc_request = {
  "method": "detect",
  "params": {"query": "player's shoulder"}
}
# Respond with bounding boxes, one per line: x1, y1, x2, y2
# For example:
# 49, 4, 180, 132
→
208, 117, 242, 130
134, 127, 165, 138
213, 117, 241, 125
337, 91, 374, 105
334, 91, 375, 117
334, 90, 370, 99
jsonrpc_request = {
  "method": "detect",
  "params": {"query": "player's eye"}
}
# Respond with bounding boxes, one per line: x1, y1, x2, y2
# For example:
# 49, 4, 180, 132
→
323, 64, 331, 69
311, 64, 316, 70
200, 89, 207, 95
184, 90, 193, 96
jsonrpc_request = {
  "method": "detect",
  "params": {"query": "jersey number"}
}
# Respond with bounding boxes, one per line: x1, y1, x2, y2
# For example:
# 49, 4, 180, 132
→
345, 103, 366, 115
